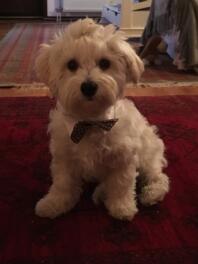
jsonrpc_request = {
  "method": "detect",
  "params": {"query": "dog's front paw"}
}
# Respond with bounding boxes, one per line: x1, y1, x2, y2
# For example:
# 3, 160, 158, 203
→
35, 194, 73, 219
140, 174, 169, 206
105, 200, 138, 221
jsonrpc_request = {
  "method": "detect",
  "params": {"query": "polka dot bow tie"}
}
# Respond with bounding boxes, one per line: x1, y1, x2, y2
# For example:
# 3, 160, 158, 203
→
71, 118, 118, 144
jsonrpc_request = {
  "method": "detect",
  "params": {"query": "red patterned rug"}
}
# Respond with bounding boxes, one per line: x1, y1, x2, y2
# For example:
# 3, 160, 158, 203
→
0, 95, 198, 264
0, 23, 197, 85
0, 23, 66, 85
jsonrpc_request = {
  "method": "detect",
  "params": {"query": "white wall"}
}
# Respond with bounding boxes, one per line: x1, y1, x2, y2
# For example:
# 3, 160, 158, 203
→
48, 0, 54, 16
63, 0, 108, 11
47, 0, 109, 16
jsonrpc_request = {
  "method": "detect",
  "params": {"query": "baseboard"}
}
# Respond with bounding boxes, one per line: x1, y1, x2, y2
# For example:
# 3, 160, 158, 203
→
0, 16, 44, 20
120, 27, 144, 38
48, 11, 101, 18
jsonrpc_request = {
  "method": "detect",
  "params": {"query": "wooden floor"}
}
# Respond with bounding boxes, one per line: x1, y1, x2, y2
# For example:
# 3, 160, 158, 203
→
0, 21, 15, 40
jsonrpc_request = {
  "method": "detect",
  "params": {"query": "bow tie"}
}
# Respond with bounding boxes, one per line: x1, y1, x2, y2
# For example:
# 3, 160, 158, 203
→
71, 118, 118, 144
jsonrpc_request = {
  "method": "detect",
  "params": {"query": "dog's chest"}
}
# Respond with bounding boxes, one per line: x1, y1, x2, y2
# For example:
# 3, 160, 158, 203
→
73, 132, 113, 176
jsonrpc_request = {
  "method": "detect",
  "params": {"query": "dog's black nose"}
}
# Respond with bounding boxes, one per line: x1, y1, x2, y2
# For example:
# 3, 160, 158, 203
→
81, 81, 98, 98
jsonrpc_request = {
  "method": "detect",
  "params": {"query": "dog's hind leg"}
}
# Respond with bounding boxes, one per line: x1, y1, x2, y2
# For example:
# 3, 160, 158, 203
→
139, 135, 169, 206
103, 165, 138, 221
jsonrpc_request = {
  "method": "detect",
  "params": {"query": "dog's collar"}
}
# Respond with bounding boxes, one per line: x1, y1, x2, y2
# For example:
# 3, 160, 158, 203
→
70, 118, 118, 143
56, 101, 118, 141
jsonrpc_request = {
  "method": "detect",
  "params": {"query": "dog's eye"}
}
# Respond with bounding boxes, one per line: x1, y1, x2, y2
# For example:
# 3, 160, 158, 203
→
67, 59, 79, 72
98, 58, 111, 70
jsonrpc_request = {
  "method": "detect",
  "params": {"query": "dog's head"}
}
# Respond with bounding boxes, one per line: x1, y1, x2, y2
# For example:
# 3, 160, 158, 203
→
35, 18, 144, 119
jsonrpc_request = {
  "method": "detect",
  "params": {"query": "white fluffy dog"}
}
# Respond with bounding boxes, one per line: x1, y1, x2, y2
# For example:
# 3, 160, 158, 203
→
35, 18, 169, 220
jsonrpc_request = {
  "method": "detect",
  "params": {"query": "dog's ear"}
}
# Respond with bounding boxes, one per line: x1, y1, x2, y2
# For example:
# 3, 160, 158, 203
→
109, 39, 144, 83
122, 41, 144, 83
35, 44, 57, 96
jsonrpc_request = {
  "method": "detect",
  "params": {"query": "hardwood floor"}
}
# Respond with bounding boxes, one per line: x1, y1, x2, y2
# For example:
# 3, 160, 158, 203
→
0, 21, 15, 40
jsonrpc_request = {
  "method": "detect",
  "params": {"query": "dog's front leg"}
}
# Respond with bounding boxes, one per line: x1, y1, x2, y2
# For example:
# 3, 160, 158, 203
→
104, 165, 138, 221
35, 159, 82, 219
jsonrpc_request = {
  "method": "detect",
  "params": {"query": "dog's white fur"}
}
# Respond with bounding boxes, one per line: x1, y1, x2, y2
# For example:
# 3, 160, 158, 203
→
35, 19, 169, 220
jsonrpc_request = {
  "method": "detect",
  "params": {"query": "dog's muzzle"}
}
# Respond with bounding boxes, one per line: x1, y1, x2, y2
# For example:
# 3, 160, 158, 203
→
81, 80, 98, 98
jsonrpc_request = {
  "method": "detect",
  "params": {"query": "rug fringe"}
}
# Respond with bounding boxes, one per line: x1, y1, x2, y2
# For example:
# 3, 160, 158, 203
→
0, 82, 47, 89
134, 81, 198, 88
0, 83, 51, 98
3, 81, 198, 89
0, 81, 197, 98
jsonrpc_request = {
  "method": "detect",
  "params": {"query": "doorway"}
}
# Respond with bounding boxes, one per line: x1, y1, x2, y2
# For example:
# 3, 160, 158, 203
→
0, 0, 47, 17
